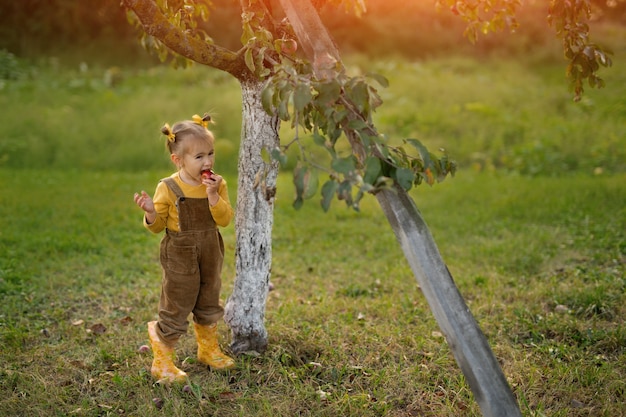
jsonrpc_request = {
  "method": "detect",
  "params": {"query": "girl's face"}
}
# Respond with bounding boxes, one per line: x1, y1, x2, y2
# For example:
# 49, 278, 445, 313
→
172, 137, 215, 185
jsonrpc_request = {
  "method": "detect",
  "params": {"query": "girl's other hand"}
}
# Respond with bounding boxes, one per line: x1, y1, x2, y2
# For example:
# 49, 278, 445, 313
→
134, 191, 155, 214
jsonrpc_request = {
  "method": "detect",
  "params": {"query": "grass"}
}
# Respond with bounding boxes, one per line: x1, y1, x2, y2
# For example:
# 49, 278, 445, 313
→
0, 169, 624, 416
1, 43, 625, 176
0, 43, 625, 416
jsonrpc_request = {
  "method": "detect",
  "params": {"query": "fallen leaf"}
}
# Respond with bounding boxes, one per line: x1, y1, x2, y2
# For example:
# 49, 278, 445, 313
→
219, 391, 240, 400
152, 397, 164, 409
555, 304, 570, 314
316, 389, 330, 401
70, 360, 88, 369
90, 323, 107, 335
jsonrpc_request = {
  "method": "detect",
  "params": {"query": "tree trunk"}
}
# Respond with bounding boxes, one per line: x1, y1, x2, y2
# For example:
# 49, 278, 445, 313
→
224, 78, 280, 354
376, 185, 522, 417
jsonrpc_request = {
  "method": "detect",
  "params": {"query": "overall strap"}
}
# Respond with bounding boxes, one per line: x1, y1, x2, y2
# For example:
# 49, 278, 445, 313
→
161, 177, 185, 199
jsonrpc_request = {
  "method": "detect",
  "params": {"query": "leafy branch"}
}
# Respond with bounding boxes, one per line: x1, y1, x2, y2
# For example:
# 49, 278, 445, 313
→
261, 61, 456, 211
437, 0, 521, 43
437, 0, 613, 101
548, 0, 613, 101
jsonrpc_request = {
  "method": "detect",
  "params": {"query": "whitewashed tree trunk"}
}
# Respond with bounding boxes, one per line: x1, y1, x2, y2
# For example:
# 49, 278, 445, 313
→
224, 78, 280, 354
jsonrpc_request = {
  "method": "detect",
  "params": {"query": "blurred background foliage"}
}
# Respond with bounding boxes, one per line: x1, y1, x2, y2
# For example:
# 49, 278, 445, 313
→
2, 0, 625, 63
0, 0, 624, 176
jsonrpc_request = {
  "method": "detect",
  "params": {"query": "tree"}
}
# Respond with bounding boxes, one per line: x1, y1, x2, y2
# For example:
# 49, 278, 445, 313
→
123, 0, 279, 354
122, 1, 612, 415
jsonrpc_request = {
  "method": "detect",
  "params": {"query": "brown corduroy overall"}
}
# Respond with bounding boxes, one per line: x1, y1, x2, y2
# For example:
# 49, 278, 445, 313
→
155, 178, 225, 345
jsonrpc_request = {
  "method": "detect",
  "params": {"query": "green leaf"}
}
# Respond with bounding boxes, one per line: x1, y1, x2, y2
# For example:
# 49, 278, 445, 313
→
332, 109, 349, 124
315, 80, 341, 106
394, 167, 415, 191
293, 83, 312, 113
261, 83, 275, 114
305, 171, 319, 199
405, 138, 433, 169
363, 156, 381, 185
312, 131, 326, 146
348, 80, 369, 113
277, 98, 290, 121
329, 128, 342, 143
320, 180, 339, 212
270, 147, 288, 166
367, 85, 384, 110
366, 72, 389, 88
293, 165, 306, 206
374, 142, 390, 160
293, 196, 304, 210
244, 48, 255, 73
331, 156, 356, 175
337, 180, 353, 206
347, 119, 368, 131
293, 164, 319, 204
352, 189, 365, 211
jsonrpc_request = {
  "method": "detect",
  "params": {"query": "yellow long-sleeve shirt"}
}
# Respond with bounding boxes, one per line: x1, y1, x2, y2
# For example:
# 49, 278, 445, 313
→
144, 172, 234, 233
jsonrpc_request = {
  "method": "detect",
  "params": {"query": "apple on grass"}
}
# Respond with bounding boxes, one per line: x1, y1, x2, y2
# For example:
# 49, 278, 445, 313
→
137, 344, 150, 353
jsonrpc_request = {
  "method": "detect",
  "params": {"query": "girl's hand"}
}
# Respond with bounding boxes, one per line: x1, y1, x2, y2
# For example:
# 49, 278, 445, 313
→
134, 191, 157, 224
202, 173, 222, 206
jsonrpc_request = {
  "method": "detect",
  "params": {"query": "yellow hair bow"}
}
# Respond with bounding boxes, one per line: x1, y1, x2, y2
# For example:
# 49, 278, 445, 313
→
163, 123, 176, 143
192, 113, 211, 128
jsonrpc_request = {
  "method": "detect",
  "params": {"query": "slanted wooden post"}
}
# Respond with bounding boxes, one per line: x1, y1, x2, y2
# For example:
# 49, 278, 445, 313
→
279, 1, 523, 415
377, 185, 522, 417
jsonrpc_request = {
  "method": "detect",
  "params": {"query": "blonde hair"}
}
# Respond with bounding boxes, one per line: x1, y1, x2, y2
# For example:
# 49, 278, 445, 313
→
161, 113, 214, 155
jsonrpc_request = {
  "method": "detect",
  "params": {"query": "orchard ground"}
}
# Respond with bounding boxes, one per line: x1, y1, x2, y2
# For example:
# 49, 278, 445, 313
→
0, 49, 624, 416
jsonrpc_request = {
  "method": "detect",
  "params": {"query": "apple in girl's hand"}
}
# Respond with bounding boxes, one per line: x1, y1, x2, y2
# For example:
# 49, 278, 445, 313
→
201, 169, 214, 179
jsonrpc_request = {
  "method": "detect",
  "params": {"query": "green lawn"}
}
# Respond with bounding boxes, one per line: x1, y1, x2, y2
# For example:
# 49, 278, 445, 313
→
0, 168, 623, 416
0, 46, 624, 416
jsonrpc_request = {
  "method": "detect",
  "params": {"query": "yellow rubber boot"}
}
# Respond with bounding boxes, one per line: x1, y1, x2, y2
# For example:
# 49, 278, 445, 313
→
147, 321, 188, 383
194, 322, 235, 371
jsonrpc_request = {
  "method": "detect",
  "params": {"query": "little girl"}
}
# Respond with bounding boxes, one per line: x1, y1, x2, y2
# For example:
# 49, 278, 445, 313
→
134, 113, 235, 383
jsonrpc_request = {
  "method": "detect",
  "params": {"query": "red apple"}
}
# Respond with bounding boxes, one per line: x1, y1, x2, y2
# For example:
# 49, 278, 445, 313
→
138, 344, 150, 353
201, 169, 214, 179
280, 39, 298, 55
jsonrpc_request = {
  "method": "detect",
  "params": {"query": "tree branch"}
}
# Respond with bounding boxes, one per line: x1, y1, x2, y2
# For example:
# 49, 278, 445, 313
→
122, 0, 250, 79
276, 0, 341, 79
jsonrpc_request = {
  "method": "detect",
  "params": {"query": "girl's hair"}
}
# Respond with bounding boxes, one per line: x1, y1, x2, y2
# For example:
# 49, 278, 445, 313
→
161, 113, 214, 155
